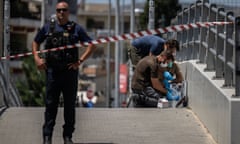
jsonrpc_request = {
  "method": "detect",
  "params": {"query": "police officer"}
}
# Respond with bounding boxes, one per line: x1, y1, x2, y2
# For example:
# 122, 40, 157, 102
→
32, 2, 96, 144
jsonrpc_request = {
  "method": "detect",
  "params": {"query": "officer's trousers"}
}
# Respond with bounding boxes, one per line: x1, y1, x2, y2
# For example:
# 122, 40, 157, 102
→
43, 68, 78, 138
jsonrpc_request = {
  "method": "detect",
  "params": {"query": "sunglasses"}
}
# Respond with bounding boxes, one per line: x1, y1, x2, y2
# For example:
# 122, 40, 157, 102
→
56, 8, 68, 13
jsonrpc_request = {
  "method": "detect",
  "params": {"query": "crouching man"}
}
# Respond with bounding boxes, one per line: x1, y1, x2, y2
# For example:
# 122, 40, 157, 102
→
131, 51, 173, 107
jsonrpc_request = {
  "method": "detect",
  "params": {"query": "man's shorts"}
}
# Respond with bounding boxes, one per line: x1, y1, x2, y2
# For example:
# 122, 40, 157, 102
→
128, 46, 142, 68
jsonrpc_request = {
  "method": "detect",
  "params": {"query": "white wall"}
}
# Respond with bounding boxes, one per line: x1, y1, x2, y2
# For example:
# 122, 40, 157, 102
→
179, 60, 240, 144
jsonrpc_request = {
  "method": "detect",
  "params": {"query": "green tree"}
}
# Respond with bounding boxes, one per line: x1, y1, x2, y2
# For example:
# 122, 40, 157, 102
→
16, 56, 46, 106
139, 0, 181, 30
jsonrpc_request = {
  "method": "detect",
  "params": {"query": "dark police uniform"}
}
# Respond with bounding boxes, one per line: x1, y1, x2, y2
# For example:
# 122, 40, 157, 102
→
34, 19, 92, 138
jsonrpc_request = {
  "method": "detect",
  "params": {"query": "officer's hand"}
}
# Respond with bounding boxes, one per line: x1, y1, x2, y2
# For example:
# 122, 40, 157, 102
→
34, 57, 47, 70
68, 60, 81, 70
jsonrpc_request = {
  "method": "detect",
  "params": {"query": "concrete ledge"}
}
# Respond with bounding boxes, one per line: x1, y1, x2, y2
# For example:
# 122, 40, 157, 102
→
179, 60, 240, 144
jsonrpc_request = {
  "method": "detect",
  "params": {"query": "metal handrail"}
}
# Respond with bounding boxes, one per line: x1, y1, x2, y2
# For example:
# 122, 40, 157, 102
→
175, 0, 240, 96
0, 61, 22, 107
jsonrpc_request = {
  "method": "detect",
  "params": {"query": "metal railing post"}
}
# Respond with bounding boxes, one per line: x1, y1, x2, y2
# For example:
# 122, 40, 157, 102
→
187, 4, 194, 59
192, 0, 202, 59
182, 8, 188, 60
205, 4, 217, 70
215, 8, 225, 78
199, 1, 209, 63
224, 12, 234, 87
234, 16, 240, 97
176, 12, 184, 61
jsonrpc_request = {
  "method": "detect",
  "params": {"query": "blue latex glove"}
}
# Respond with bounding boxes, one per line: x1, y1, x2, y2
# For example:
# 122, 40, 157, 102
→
167, 91, 180, 101
163, 71, 174, 81
163, 71, 174, 90
163, 72, 180, 101
163, 71, 174, 94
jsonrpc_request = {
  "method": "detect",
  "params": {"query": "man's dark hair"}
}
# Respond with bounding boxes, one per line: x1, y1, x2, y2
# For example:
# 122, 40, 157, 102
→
160, 51, 175, 61
166, 51, 175, 61
165, 39, 180, 51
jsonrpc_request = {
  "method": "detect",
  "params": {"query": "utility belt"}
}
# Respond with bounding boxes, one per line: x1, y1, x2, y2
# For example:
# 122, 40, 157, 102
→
45, 48, 78, 71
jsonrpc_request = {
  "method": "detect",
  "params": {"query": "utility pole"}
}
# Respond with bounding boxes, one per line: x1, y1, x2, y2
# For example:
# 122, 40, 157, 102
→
148, 0, 155, 29
128, 0, 135, 105
114, 0, 120, 107
0, 0, 3, 107
120, 0, 125, 64
3, 0, 10, 105
0, 0, 3, 56
130, 0, 135, 33
106, 0, 111, 107
41, 0, 45, 27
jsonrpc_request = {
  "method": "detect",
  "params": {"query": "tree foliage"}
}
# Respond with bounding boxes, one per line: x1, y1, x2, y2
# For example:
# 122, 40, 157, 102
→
139, 0, 181, 29
16, 57, 46, 106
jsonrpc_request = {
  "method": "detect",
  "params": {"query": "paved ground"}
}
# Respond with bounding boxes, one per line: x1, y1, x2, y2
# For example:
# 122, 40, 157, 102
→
0, 107, 217, 144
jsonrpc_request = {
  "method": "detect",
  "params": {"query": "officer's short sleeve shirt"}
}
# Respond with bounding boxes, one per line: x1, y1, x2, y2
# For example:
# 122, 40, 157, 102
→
34, 21, 92, 45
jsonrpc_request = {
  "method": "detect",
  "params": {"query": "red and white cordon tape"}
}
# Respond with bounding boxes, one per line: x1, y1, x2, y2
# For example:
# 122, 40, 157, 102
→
0, 21, 233, 61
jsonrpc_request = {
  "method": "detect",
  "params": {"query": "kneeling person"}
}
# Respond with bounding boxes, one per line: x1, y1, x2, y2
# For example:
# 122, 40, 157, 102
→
131, 51, 173, 107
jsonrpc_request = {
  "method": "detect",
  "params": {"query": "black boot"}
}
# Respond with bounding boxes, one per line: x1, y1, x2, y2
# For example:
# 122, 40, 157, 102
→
64, 137, 74, 144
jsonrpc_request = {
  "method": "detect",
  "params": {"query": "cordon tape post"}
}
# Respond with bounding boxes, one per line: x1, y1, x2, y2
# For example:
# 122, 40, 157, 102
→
0, 21, 233, 61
